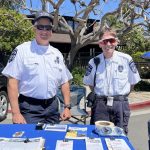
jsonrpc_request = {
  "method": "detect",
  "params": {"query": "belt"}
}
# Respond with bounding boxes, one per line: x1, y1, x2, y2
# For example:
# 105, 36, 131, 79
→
95, 95, 128, 101
19, 94, 56, 105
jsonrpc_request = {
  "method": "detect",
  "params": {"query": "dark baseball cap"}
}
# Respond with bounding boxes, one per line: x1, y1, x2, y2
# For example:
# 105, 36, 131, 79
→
34, 11, 52, 23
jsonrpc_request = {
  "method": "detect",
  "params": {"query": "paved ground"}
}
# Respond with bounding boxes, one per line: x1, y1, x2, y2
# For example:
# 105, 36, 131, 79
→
128, 91, 150, 104
127, 91, 150, 110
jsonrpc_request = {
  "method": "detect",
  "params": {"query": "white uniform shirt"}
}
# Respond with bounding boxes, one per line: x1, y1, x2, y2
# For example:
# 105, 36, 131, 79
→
2, 39, 73, 99
83, 51, 141, 96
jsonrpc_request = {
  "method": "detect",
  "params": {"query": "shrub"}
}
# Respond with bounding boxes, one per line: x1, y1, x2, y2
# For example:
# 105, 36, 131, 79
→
134, 80, 150, 91
132, 51, 146, 62
0, 8, 34, 53
71, 66, 85, 86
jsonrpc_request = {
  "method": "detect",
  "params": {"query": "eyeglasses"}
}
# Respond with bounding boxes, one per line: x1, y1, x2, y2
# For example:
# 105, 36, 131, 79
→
99, 38, 116, 45
36, 25, 52, 31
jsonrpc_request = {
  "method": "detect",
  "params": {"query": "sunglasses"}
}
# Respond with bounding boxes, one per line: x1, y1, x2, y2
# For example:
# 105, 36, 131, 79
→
100, 38, 116, 45
36, 25, 52, 31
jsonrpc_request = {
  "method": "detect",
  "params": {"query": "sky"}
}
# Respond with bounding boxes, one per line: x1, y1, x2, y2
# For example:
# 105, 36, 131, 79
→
22, 0, 120, 20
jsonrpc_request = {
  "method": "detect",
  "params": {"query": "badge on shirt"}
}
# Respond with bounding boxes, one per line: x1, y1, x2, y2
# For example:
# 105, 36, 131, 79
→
85, 64, 93, 76
8, 48, 18, 63
118, 65, 124, 72
129, 61, 137, 73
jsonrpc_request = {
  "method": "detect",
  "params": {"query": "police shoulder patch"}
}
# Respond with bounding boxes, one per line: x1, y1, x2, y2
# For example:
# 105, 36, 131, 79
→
129, 61, 137, 73
85, 64, 93, 76
8, 48, 18, 63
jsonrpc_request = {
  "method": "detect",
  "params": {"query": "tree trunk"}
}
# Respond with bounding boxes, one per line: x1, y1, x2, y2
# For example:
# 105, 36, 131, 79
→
67, 45, 81, 70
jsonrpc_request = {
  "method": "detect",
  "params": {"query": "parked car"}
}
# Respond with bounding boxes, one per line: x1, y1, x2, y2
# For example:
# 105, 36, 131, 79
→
0, 62, 9, 121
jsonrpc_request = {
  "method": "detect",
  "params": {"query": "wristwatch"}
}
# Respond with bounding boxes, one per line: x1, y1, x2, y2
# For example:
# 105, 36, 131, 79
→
64, 104, 71, 110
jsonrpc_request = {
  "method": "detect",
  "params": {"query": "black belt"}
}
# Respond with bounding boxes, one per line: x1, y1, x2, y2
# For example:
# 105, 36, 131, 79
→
95, 95, 128, 101
19, 94, 56, 105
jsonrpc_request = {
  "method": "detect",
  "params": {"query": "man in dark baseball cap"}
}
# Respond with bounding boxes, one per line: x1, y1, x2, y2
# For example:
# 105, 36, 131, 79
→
2, 9, 72, 125
34, 11, 52, 23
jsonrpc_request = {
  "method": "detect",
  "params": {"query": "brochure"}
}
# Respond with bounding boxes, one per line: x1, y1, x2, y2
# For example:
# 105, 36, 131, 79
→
65, 127, 87, 139
85, 137, 104, 150
105, 138, 131, 150
55, 140, 73, 150
44, 124, 67, 132
0, 137, 45, 150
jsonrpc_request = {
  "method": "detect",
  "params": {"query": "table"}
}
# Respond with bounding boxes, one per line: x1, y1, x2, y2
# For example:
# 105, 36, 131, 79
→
0, 124, 135, 150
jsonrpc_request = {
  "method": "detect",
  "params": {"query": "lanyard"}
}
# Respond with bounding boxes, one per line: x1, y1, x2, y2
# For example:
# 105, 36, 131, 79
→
105, 59, 113, 96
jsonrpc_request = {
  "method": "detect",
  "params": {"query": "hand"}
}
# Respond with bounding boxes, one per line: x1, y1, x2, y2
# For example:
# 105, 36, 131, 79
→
60, 108, 71, 121
12, 113, 27, 124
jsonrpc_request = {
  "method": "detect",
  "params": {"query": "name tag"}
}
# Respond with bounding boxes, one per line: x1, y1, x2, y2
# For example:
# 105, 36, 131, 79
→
107, 96, 114, 106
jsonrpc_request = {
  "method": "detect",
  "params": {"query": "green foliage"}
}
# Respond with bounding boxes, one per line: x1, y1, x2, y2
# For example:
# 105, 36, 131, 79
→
0, 0, 22, 11
132, 51, 145, 62
104, 16, 150, 58
119, 27, 149, 55
134, 80, 150, 91
132, 51, 150, 79
105, 15, 123, 30
0, 8, 34, 53
71, 66, 85, 86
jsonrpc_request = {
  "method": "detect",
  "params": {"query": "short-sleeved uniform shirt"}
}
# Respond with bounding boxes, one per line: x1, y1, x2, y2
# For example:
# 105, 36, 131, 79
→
2, 39, 73, 99
83, 51, 141, 96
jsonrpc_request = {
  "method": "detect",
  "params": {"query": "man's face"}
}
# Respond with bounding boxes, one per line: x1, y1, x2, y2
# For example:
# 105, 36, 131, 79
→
98, 32, 118, 55
34, 18, 52, 45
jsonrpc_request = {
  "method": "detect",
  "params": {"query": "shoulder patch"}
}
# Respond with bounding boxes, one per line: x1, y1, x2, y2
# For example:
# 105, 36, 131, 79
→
85, 64, 93, 76
129, 61, 137, 73
8, 48, 18, 63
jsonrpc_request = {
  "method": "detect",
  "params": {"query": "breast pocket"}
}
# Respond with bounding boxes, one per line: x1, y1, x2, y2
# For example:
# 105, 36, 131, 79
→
24, 58, 39, 76
113, 72, 128, 91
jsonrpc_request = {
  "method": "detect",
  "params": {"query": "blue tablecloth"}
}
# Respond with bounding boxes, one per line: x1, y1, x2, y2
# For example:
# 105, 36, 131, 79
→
0, 124, 135, 150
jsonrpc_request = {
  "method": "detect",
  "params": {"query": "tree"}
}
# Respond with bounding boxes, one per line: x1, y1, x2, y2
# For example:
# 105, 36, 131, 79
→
0, 8, 34, 53
120, 27, 150, 55
0, 0, 23, 11
12, 0, 150, 68
104, 15, 150, 54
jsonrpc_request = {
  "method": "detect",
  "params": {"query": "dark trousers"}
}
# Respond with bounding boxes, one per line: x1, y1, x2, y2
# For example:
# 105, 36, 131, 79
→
19, 94, 60, 124
90, 96, 130, 134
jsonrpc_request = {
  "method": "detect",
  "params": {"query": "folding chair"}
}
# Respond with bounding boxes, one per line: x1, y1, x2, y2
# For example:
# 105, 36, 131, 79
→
57, 85, 89, 124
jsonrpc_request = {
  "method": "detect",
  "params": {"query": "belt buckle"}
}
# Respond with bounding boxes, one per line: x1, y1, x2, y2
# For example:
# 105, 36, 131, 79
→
106, 96, 114, 107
